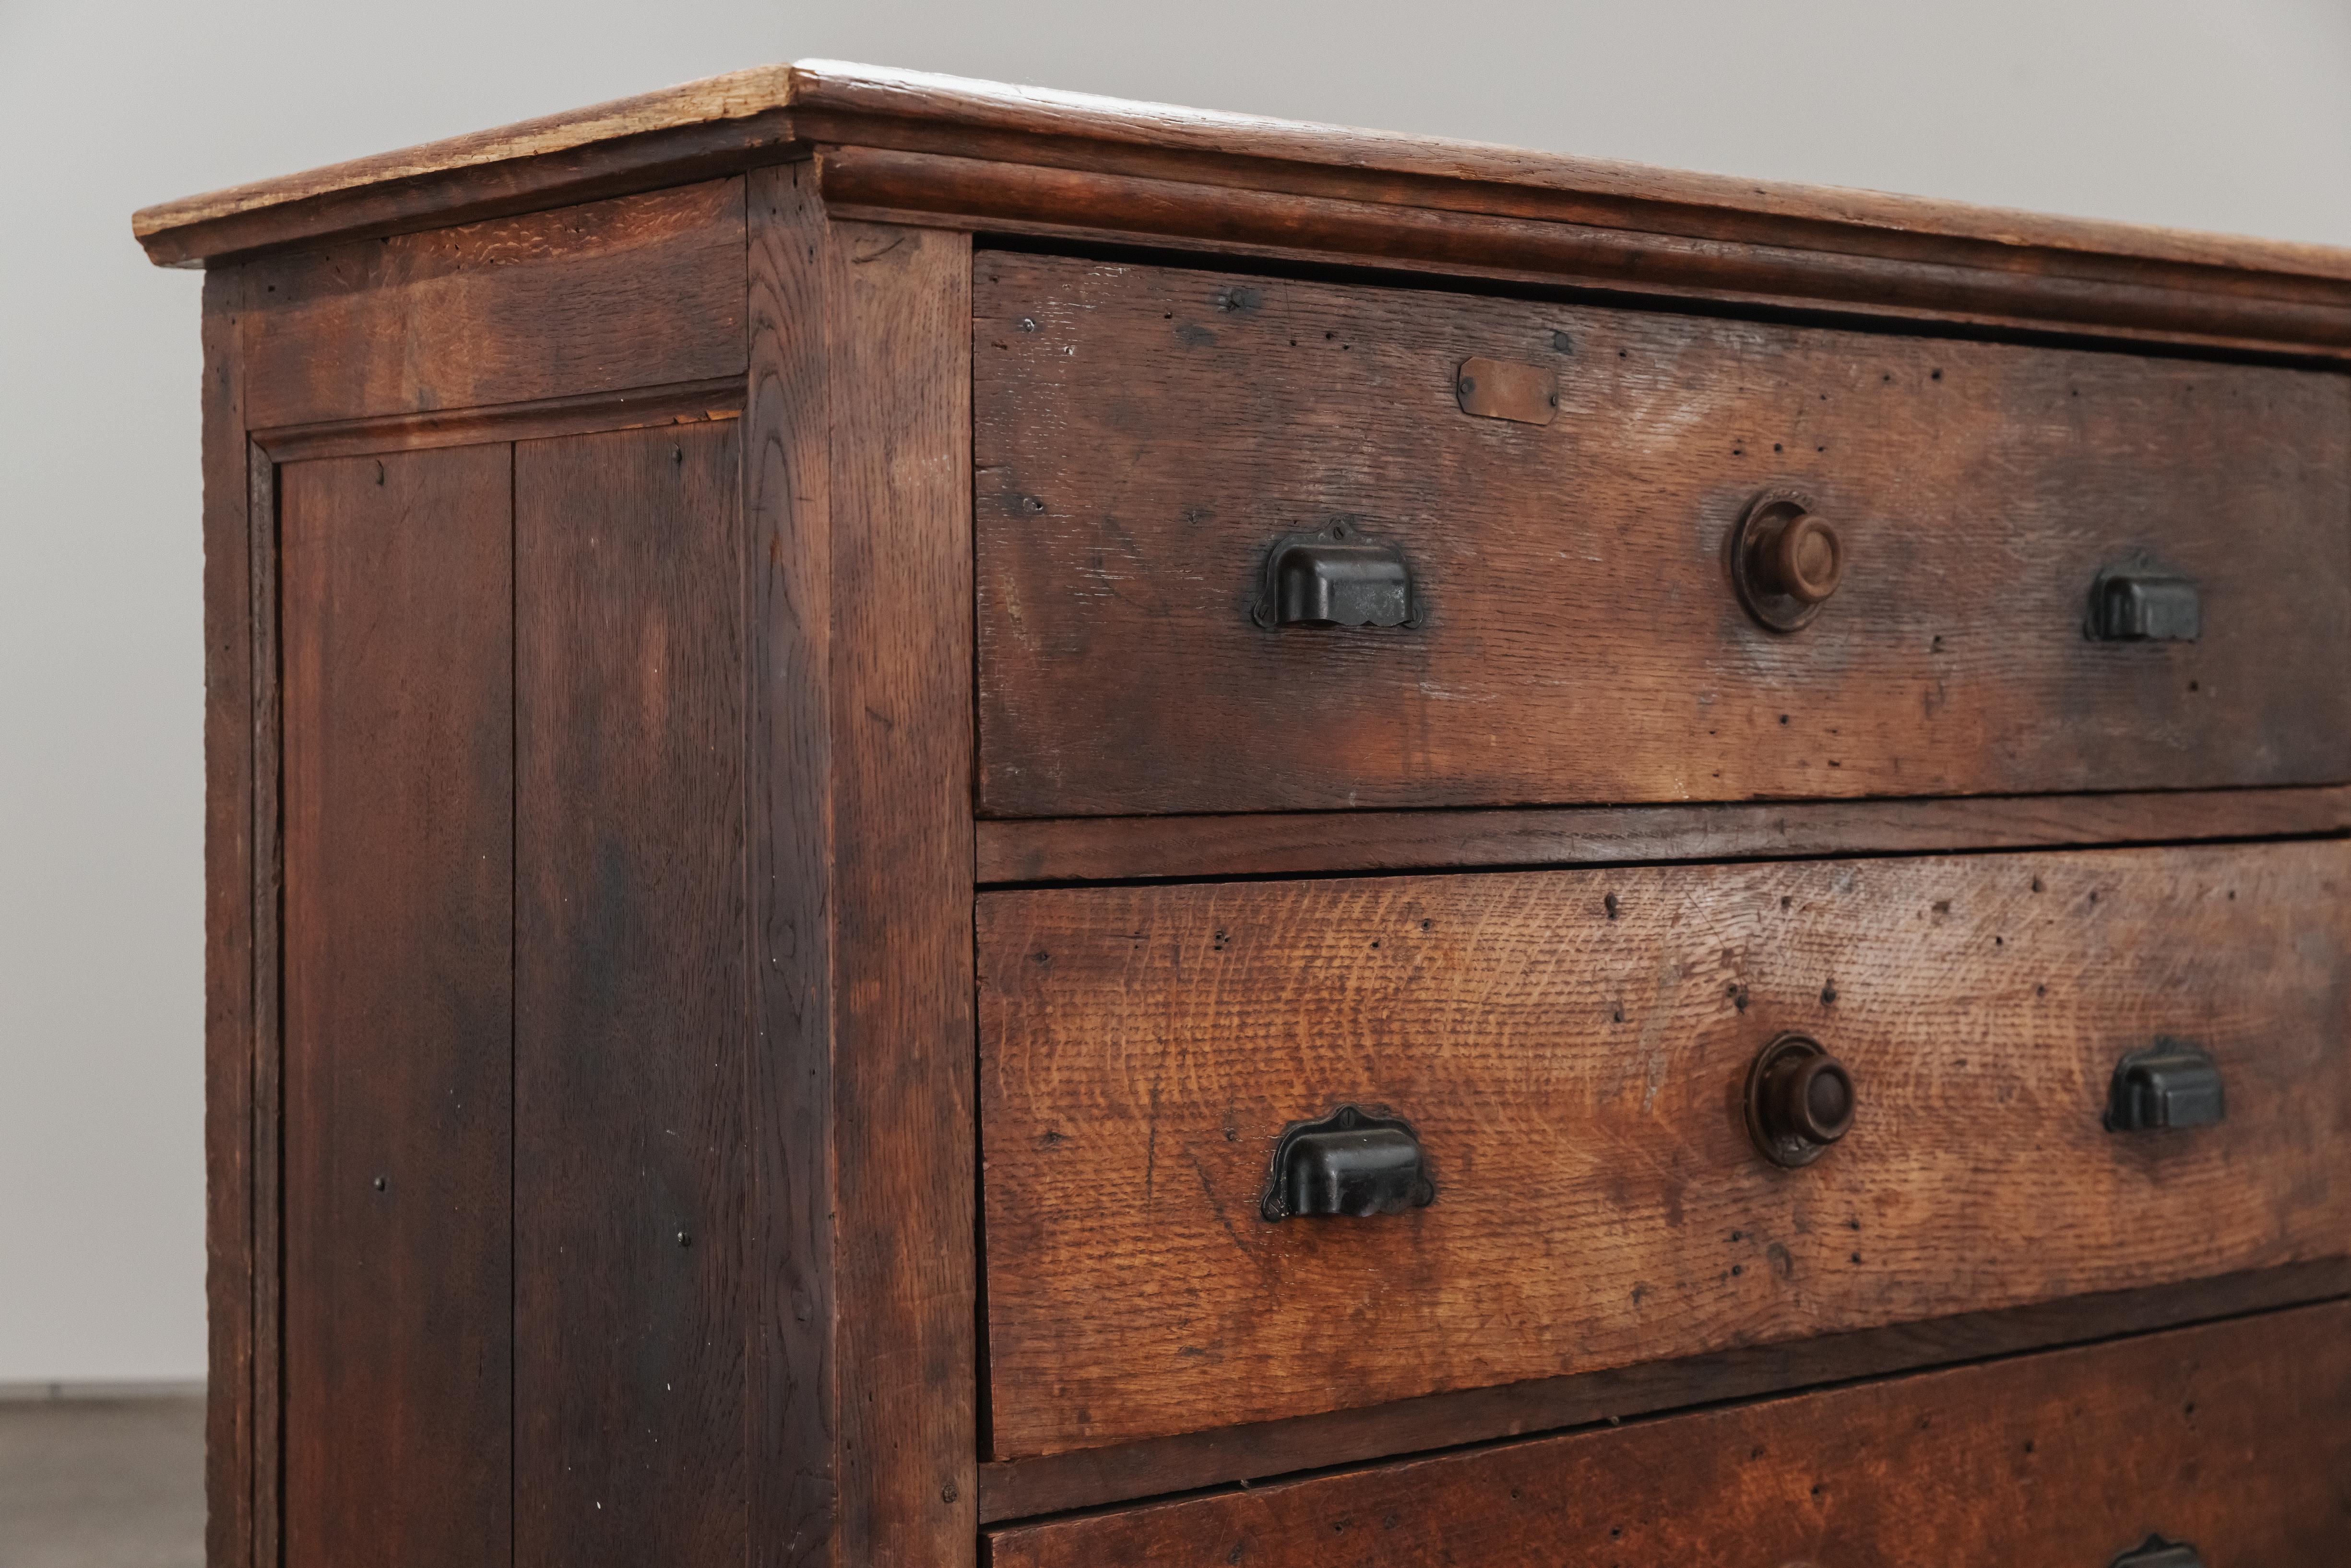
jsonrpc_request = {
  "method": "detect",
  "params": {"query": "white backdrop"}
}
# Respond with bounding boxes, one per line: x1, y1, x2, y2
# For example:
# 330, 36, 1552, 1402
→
2, 0, 2347, 1382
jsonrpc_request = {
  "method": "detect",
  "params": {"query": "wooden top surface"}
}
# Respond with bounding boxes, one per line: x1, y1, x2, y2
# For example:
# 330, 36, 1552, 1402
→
133, 60, 2350, 278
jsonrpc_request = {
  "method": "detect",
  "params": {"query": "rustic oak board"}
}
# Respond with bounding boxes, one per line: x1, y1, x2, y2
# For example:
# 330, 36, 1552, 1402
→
514, 423, 748, 1561
978, 841, 2351, 1456
987, 1298, 2351, 1566
743, 163, 981, 1564
974, 254, 2351, 817
976, 1258, 2351, 1521
243, 178, 747, 429
279, 445, 515, 1566
974, 785, 2351, 884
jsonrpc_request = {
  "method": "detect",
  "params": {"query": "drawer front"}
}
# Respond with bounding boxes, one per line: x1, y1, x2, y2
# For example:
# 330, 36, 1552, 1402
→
977, 841, 2351, 1457
974, 255, 2351, 817
988, 1300, 2351, 1566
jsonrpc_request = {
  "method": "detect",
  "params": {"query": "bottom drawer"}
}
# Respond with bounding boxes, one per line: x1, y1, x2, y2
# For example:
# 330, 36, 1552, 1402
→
988, 1298, 2351, 1566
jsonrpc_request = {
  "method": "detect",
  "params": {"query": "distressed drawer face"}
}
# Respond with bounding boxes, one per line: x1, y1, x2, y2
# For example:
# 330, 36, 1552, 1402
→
976, 841, 2351, 1458
987, 1301, 2351, 1565
974, 254, 2351, 817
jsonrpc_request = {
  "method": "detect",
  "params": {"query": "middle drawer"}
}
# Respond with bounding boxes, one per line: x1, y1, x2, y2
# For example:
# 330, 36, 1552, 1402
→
977, 839, 2351, 1459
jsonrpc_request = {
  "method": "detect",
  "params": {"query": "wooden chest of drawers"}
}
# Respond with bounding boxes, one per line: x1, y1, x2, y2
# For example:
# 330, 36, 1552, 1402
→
137, 62, 2351, 1567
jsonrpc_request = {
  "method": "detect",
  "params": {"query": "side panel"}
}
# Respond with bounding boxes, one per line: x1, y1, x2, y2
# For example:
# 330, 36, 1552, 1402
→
513, 422, 748, 1562
279, 445, 515, 1567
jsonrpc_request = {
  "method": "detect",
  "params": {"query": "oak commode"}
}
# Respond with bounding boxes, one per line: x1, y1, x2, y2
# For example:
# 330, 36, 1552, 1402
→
135, 59, 2351, 1567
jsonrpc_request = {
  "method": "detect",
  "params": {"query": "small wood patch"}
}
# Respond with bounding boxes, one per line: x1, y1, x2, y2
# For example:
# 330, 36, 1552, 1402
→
1454, 356, 1557, 424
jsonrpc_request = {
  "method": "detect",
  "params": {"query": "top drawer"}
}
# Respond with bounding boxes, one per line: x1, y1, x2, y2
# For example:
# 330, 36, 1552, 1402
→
974, 256, 2351, 818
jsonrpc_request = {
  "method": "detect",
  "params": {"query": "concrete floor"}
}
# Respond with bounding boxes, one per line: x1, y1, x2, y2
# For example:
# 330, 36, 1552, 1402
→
0, 1394, 203, 1568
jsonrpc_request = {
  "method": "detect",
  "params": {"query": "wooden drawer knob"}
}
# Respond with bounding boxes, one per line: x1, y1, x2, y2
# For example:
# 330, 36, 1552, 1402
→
1745, 1034, 1855, 1166
2110, 1536, 2204, 1568
1730, 488, 1841, 631
1754, 511, 1843, 604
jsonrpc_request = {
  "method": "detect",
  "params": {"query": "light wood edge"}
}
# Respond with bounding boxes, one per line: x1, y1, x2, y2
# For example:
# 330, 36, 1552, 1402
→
136, 61, 2351, 288
252, 378, 746, 464
976, 1259, 2351, 1523
974, 786, 2351, 886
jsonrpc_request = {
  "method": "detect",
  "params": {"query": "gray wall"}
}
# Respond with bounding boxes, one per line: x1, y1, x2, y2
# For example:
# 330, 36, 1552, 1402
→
2, 0, 2346, 1381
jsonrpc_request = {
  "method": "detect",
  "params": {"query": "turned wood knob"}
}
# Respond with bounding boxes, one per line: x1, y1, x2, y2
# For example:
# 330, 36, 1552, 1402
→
1745, 1034, 1855, 1167
1729, 489, 1842, 631
1752, 511, 1843, 604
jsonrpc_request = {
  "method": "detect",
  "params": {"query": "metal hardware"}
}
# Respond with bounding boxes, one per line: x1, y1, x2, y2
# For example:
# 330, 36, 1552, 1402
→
1260, 1105, 1435, 1220
2087, 558, 2200, 641
2105, 1041, 2225, 1132
2110, 1535, 2205, 1568
1729, 488, 1843, 631
1253, 523, 1416, 629
1745, 1034, 1856, 1167
1455, 356, 1558, 425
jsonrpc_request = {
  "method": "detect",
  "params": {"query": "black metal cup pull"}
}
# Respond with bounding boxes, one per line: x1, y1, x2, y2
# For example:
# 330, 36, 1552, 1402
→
2087, 559, 2200, 642
1260, 1105, 1435, 1221
2105, 1042, 2225, 1133
2110, 1535, 2204, 1568
1254, 523, 1416, 629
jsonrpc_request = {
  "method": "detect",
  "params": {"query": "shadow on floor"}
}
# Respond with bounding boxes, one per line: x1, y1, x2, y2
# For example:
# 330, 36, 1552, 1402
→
0, 1394, 203, 1568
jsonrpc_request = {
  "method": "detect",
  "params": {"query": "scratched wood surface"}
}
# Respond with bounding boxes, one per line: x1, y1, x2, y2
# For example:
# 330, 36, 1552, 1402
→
978, 840, 2351, 1456
974, 254, 2351, 817
514, 422, 748, 1563
243, 179, 746, 428
280, 445, 515, 1567
987, 1299, 2351, 1566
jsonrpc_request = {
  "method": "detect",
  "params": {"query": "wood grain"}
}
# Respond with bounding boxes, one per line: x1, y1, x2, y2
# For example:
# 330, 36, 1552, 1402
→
514, 422, 746, 1564
827, 148, 2351, 360
744, 163, 978, 1566
244, 440, 281, 1568
975, 254, 2351, 817
978, 841, 2351, 1456
976, 785, 2351, 884
242, 179, 747, 428
279, 445, 515, 1568
977, 1257, 2351, 1520
198, 267, 254, 1568
254, 375, 743, 463
987, 1299, 2351, 1566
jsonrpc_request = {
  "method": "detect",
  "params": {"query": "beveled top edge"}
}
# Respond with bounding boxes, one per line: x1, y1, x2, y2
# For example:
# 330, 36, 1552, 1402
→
133, 58, 2351, 286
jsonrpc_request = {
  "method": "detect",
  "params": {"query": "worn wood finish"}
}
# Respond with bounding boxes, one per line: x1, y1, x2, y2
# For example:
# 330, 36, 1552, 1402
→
744, 163, 978, 1566
244, 439, 282, 1568
978, 1256, 2351, 1521
988, 1298, 2351, 1566
977, 255, 2351, 818
513, 422, 747, 1563
198, 267, 255, 1568
254, 375, 743, 463
279, 445, 515, 1568
979, 841, 2351, 1456
131, 65, 2351, 363
243, 179, 747, 428
826, 148, 2351, 358
976, 784, 2351, 884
